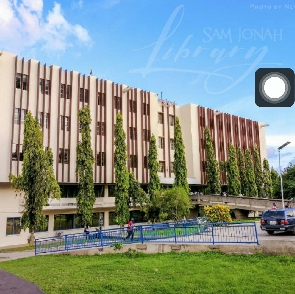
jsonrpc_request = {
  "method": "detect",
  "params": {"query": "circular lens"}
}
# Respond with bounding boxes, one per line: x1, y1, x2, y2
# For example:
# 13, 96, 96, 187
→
260, 73, 290, 103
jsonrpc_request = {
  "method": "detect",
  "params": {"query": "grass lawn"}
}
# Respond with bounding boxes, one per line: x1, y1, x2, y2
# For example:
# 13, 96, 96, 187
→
1, 251, 295, 294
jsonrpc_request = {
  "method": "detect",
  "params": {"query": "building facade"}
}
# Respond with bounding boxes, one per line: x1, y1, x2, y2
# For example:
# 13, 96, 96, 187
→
0, 51, 267, 247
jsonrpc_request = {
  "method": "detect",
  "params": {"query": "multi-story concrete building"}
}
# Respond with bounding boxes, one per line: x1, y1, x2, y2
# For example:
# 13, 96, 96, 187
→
0, 50, 267, 247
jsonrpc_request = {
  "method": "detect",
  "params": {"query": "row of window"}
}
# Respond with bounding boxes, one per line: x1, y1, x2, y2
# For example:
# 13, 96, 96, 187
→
12, 145, 173, 170
16, 74, 151, 116
6, 210, 147, 235
158, 113, 175, 126
6, 213, 104, 235
158, 137, 174, 150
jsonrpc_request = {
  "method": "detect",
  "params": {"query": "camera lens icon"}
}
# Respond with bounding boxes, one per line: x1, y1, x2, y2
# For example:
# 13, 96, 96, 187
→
255, 68, 294, 107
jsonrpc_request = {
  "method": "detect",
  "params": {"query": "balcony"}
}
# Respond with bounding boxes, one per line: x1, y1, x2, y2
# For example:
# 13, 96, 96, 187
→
43, 197, 116, 211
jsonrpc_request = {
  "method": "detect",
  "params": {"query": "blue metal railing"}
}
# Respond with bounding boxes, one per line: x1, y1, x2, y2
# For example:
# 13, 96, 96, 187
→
35, 221, 259, 255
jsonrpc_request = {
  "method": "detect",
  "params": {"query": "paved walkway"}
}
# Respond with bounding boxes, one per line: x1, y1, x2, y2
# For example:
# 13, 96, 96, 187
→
0, 250, 45, 293
0, 250, 35, 263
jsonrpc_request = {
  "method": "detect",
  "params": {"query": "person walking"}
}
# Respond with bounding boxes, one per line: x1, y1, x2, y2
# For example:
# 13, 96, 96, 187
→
124, 218, 134, 242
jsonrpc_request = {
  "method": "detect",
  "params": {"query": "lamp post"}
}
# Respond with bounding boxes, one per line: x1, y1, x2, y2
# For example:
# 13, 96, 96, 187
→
278, 141, 291, 208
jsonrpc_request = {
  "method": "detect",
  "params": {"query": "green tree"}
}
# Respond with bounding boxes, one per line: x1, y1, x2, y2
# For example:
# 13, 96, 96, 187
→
159, 187, 192, 221
262, 158, 272, 198
226, 143, 241, 196
237, 148, 247, 196
9, 112, 61, 242
147, 187, 192, 222
271, 167, 280, 197
128, 172, 149, 210
281, 163, 295, 200
253, 145, 264, 197
76, 107, 95, 227
114, 113, 130, 225
244, 149, 258, 197
148, 135, 161, 199
173, 117, 189, 194
204, 127, 221, 194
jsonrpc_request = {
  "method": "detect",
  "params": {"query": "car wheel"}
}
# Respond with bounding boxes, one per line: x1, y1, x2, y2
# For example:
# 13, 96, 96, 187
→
267, 231, 274, 235
292, 227, 295, 236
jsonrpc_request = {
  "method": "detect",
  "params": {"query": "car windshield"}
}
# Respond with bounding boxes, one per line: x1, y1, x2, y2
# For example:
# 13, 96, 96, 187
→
262, 211, 284, 218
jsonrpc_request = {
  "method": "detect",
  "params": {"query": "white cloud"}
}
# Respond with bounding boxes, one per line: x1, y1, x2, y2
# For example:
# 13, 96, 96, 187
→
265, 135, 295, 148
0, 0, 91, 53
71, 0, 83, 9
103, 0, 122, 8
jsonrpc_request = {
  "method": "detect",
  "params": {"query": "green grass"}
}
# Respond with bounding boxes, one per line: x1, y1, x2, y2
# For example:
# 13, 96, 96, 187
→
0, 245, 34, 253
1, 251, 295, 294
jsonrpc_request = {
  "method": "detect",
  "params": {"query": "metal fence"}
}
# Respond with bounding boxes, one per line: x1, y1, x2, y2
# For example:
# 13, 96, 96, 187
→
35, 221, 259, 255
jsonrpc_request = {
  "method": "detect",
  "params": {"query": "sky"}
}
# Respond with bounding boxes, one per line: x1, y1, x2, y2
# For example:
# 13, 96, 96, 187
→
0, 0, 294, 171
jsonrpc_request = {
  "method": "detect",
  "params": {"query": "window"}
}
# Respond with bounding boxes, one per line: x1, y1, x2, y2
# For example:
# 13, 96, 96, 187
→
200, 116, 205, 127
22, 75, 28, 90
54, 214, 79, 230
85, 89, 89, 104
6, 217, 21, 235
60, 116, 64, 130
12, 144, 23, 161
210, 118, 214, 128
158, 112, 164, 124
97, 152, 105, 166
143, 103, 150, 115
98, 93, 106, 106
219, 120, 223, 130
97, 122, 105, 136
64, 149, 69, 164
38, 112, 43, 126
60, 84, 65, 98
66, 85, 71, 99
15, 74, 28, 90
80, 88, 84, 102
129, 100, 136, 113
170, 139, 174, 150
21, 109, 27, 124
14, 108, 20, 124
158, 137, 164, 149
16, 74, 21, 89
39, 78, 44, 94
109, 212, 117, 225
130, 127, 137, 140
159, 161, 165, 172
235, 125, 238, 133
45, 80, 50, 95
45, 113, 50, 129
143, 129, 150, 141
130, 155, 138, 168
59, 148, 69, 164
114, 96, 122, 110
65, 116, 70, 131
169, 115, 175, 126
92, 212, 104, 227
170, 162, 174, 173
144, 156, 148, 168
59, 148, 63, 163
35, 215, 49, 232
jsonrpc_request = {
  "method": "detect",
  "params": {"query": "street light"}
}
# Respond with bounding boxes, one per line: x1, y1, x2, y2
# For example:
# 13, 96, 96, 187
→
260, 124, 269, 128
278, 141, 291, 208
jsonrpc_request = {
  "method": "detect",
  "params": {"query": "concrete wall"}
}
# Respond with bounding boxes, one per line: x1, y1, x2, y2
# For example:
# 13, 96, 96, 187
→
56, 240, 295, 256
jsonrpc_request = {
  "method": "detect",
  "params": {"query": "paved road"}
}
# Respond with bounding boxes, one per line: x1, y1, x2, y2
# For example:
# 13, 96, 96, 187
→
257, 222, 295, 241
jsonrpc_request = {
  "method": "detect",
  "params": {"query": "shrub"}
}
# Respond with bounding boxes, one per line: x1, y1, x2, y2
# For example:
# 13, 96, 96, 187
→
204, 204, 232, 223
